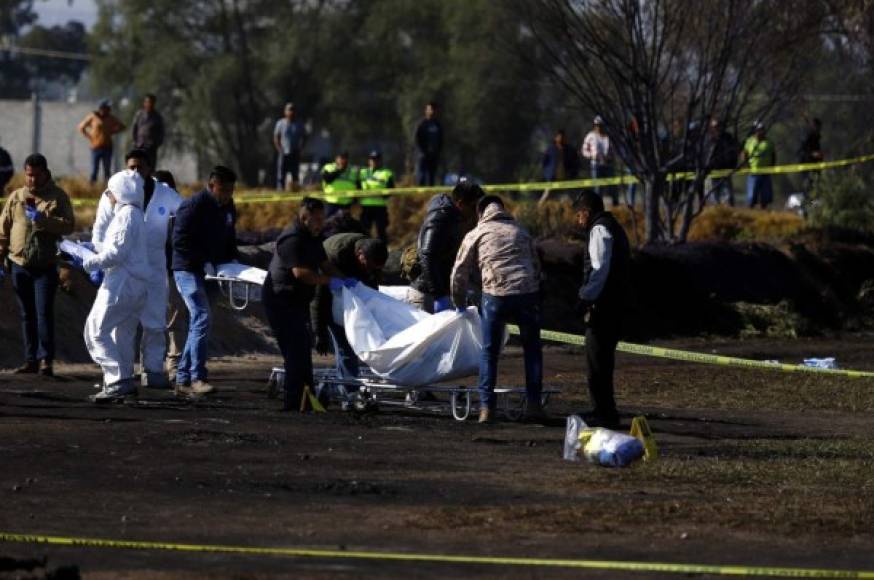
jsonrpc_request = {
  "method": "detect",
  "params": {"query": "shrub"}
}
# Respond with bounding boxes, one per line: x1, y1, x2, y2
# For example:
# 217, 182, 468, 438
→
808, 170, 874, 233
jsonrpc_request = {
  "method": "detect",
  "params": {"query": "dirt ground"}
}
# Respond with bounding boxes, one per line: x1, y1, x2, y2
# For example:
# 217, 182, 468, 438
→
1, 337, 873, 579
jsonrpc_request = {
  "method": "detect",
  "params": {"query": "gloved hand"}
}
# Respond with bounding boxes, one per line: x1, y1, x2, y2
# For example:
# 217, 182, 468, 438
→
455, 307, 466, 314
343, 278, 358, 288
433, 295, 451, 313
88, 269, 104, 287
79, 241, 96, 253
204, 262, 216, 277
328, 277, 344, 292
314, 332, 332, 356
24, 205, 43, 222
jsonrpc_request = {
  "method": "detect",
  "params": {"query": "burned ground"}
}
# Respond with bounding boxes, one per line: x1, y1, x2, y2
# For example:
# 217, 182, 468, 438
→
1, 337, 872, 578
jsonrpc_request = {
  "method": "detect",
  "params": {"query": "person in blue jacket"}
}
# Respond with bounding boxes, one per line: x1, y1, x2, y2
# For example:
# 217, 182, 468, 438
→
170, 165, 239, 397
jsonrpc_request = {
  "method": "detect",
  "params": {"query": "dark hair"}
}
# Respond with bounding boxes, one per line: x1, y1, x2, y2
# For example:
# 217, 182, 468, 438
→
337, 151, 349, 159
125, 148, 150, 165
154, 170, 177, 190
555, 129, 566, 137
426, 101, 438, 109
300, 196, 324, 214
209, 165, 237, 184
355, 238, 388, 264
24, 153, 48, 171
451, 179, 485, 205
574, 190, 605, 214
477, 194, 504, 216
145, 93, 157, 102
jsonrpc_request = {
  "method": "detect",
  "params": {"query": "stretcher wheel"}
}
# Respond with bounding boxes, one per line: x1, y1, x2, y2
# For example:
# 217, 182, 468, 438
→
450, 391, 471, 421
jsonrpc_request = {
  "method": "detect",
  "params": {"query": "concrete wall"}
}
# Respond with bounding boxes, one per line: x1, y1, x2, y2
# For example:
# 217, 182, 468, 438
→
0, 98, 199, 183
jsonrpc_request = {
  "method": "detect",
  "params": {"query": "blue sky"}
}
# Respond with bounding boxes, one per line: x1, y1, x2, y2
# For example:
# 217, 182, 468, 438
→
34, 0, 99, 29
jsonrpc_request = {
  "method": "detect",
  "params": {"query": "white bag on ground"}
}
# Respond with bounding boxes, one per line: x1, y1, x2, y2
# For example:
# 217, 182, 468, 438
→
340, 284, 483, 386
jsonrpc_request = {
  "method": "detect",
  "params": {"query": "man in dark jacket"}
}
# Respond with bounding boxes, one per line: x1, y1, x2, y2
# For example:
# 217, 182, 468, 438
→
311, 233, 387, 378
705, 119, 739, 205
131, 94, 165, 169
575, 191, 631, 429
0, 146, 13, 192
408, 179, 483, 313
414, 101, 443, 186
542, 129, 581, 182
263, 197, 344, 411
171, 165, 238, 396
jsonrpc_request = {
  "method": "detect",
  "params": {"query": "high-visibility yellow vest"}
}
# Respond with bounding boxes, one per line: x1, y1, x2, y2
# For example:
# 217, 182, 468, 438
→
321, 162, 358, 205
359, 167, 394, 207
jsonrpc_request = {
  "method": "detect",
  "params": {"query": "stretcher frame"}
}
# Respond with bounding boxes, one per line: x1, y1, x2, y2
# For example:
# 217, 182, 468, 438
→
205, 274, 262, 311
267, 364, 558, 422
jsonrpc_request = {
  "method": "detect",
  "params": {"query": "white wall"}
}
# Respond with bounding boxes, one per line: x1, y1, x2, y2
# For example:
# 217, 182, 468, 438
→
0, 98, 199, 183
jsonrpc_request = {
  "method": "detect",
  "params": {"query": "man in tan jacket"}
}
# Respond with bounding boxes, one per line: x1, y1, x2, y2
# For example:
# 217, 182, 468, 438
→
450, 195, 545, 424
78, 99, 126, 183
0, 154, 75, 376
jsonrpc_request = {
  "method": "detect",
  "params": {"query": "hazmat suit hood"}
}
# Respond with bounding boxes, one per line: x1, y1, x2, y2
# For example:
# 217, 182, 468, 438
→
107, 170, 144, 209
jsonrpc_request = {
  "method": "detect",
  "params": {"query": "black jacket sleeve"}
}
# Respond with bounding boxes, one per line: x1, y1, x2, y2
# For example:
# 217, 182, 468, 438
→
172, 196, 200, 271
417, 219, 456, 296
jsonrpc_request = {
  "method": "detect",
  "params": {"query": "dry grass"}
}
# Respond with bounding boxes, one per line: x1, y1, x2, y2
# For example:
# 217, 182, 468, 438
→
688, 205, 804, 242
4, 174, 804, 246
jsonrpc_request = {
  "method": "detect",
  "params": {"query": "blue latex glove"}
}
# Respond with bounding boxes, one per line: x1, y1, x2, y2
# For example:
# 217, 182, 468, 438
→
455, 307, 466, 314
343, 278, 358, 288
68, 254, 85, 270
433, 296, 451, 313
24, 205, 43, 222
88, 270, 104, 287
328, 277, 344, 292
79, 241, 96, 252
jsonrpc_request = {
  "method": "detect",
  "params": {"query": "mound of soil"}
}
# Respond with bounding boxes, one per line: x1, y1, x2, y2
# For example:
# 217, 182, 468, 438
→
2, 231, 871, 368
535, 234, 874, 340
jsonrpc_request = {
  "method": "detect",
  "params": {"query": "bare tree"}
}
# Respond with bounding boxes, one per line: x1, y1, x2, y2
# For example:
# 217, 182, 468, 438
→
517, 0, 825, 243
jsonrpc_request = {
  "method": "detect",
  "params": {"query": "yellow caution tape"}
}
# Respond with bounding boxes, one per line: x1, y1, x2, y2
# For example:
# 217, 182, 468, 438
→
6, 152, 872, 208
1, 532, 872, 577
507, 326, 874, 379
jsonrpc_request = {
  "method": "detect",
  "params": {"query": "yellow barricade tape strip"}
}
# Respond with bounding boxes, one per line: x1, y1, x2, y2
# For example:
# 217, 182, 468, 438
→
507, 326, 874, 379
6, 152, 872, 207
1, 532, 872, 578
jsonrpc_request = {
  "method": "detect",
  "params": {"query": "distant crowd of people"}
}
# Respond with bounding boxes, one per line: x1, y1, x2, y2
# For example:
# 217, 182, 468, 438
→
540, 114, 824, 209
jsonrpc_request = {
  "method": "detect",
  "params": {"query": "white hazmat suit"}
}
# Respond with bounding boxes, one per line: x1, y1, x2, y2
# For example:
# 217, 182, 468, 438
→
84, 170, 149, 393
92, 175, 181, 384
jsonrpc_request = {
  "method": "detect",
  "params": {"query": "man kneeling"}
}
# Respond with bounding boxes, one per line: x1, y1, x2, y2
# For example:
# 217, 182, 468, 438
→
83, 170, 149, 402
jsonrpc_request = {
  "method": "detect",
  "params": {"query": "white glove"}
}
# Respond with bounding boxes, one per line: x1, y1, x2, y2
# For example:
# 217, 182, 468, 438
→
204, 262, 216, 277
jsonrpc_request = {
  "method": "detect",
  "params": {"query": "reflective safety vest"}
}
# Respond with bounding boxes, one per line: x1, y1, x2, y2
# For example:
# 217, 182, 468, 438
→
321, 163, 358, 205
359, 167, 395, 207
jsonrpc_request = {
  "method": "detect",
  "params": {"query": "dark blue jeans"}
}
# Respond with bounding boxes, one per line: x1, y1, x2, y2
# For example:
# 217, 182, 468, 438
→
90, 147, 112, 183
173, 271, 210, 384
416, 155, 438, 186
360, 206, 389, 243
592, 164, 618, 206
263, 282, 313, 410
478, 292, 543, 410
11, 263, 59, 364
